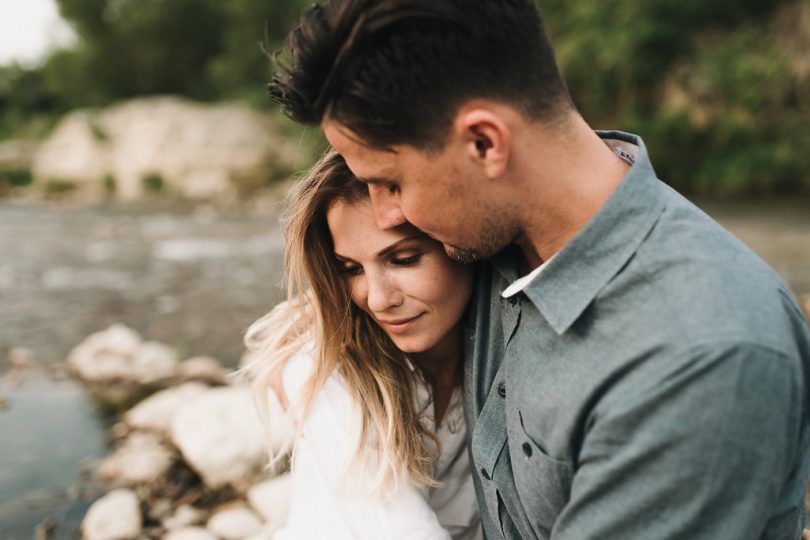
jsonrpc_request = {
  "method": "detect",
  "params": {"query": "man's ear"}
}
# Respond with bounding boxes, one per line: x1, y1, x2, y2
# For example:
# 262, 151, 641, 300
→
454, 107, 511, 179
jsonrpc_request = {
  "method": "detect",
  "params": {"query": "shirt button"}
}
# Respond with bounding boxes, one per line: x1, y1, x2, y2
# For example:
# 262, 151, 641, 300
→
497, 382, 506, 398
522, 442, 533, 457
481, 468, 491, 480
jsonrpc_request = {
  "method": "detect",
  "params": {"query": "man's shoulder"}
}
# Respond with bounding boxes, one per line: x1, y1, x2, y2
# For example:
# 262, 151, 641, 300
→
623, 187, 805, 351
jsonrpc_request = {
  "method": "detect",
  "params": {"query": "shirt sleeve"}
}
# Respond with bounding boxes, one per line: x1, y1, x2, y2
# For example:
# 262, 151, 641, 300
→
274, 351, 452, 540
551, 341, 805, 540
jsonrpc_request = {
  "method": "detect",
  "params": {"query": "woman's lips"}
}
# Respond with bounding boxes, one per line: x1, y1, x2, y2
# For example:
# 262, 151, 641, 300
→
379, 313, 424, 334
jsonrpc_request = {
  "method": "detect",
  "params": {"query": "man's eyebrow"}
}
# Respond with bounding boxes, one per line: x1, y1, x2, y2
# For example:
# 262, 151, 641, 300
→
334, 234, 425, 261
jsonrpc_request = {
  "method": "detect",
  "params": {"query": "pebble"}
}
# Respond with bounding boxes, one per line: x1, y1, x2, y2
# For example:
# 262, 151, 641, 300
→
34, 517, 57, 540
247, 474, 291, 528
163, 504, 207, 530
206, 505, 263, 540
164, 527, 218, 540
98, 431, 174, 485
176, 356, 227, 385
9, 347, 35, 368
81, 488, 142, 540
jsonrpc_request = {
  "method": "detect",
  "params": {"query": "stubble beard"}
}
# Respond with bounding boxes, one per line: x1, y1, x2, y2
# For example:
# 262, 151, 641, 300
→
442, 211, 517, 263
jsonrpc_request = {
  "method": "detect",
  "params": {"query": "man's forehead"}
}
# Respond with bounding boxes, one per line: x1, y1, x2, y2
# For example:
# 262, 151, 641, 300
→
323, 122, 401, 180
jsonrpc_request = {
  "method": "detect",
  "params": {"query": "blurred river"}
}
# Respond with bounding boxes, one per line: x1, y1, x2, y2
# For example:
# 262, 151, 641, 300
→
0, 197, 808, 538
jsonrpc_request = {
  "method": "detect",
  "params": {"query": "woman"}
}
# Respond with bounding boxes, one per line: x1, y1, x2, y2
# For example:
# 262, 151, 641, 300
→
242, 151, 481, 539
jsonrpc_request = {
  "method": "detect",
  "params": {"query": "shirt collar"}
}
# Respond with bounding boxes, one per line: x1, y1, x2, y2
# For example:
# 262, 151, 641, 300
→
492, 131, 666, 335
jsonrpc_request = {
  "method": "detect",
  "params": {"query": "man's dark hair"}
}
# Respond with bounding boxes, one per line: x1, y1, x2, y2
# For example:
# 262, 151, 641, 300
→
269, 0, 573, 150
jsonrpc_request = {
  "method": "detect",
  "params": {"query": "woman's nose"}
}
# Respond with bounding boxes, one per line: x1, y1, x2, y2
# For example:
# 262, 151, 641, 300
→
364, 271, 403, 313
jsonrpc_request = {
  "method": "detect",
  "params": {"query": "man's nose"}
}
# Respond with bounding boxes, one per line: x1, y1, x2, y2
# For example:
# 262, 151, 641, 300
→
365, 271, 403, 313
368, 184, 406, 230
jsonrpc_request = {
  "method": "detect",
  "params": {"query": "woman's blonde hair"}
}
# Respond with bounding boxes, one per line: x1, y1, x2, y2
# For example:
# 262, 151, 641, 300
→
242, 150, 439, 493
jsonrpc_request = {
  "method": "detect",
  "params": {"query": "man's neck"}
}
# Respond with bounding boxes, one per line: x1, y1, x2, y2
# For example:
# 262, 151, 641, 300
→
513, 118, 630, 268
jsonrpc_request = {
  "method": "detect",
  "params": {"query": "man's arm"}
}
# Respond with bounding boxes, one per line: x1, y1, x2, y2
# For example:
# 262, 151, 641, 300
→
552, 341, 806, 539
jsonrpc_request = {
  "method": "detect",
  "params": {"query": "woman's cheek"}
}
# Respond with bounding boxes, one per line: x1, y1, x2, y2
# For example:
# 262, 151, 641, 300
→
348, 276, 368, 311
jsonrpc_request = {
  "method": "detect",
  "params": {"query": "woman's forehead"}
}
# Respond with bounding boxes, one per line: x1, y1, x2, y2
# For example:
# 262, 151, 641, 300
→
327, 199, 426, 258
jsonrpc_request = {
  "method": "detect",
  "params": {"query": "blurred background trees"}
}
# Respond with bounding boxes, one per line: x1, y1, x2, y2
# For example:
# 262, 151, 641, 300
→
1, 0, 809, 196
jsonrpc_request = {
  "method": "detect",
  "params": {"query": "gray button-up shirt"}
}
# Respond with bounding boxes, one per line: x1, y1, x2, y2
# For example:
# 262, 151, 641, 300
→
463, 131, 810, 540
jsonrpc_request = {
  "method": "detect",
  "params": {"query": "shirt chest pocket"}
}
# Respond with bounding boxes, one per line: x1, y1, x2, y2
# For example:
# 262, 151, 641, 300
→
508, 411, 573, 539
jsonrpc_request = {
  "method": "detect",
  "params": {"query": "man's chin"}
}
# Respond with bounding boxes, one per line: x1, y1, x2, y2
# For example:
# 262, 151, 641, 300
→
443, 243, 482, 263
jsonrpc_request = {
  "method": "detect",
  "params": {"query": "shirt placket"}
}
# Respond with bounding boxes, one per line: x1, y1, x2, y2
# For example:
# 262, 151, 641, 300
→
472, 292, 523, 538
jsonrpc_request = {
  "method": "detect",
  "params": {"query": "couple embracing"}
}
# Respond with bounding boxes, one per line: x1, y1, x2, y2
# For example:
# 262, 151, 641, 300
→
242, 1, 810, 539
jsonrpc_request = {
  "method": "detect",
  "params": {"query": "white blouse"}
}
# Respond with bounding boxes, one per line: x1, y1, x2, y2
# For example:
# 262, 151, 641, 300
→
273, 351, 482, 540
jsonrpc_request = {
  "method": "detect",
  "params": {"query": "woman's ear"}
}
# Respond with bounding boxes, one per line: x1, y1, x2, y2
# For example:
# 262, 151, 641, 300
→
454, 107, 511, 179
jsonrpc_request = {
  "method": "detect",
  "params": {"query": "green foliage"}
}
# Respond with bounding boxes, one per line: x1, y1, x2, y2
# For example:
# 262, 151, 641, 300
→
543, 0, 809, 195
43, 179, 78, 197
0, 169, 33, 187
142, 172, 165, 194
102, 172, 116, 195
1, 0, 808, 195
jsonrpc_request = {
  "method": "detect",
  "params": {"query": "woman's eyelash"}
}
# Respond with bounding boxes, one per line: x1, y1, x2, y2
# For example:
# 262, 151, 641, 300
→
391, 254, 421, 266
339, 265, 361, 276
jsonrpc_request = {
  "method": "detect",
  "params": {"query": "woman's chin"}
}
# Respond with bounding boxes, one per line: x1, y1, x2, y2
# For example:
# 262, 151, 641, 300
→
388, 335, 431, 355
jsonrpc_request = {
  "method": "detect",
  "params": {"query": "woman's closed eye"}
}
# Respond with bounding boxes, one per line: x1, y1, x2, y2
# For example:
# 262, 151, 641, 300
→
391, 252, 422, 266
339, 263, 362, 276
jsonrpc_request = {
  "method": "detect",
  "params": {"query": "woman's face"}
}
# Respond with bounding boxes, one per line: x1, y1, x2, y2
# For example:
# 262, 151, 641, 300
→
327, 198, 473, 354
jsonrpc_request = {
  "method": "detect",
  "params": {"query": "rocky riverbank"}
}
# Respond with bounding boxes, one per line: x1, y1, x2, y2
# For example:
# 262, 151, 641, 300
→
61, 324, 294, 540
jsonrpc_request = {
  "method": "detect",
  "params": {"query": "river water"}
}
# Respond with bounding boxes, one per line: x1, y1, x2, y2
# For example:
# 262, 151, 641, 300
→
0, 198, 808, 538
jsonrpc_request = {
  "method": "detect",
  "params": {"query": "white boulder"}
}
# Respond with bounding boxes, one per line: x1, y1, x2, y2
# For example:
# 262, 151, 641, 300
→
163, 527, 218, 540
162, 505, 207, 531
246, 473, 291, 531
32, 96, 297, 201
81, 489, 142, 540
176, 356, 228, 385
125, 383, 208, 434
67, 324, 178, 384
170, 386, 267, 488
67, 324, 141, 382
131, 341, 179, 384
206, 505, 263, 540
98, 432, 174, 485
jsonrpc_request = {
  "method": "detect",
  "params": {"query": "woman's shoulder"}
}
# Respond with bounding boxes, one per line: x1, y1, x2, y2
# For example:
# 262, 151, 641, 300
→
281, 345, 360, 428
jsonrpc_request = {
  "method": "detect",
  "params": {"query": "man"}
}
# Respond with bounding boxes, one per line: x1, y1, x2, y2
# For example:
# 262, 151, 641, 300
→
269, 1, 810, 538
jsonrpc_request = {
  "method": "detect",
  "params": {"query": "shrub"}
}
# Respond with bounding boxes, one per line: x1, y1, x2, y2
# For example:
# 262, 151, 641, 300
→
142, 172, 165, 194
43, 179, 77, 197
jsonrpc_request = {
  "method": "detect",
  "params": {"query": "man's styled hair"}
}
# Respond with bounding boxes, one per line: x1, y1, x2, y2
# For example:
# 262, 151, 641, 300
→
269, 0, 574, 149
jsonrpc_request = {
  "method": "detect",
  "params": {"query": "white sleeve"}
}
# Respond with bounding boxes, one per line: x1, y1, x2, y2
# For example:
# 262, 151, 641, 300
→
273, 351, 451, 540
